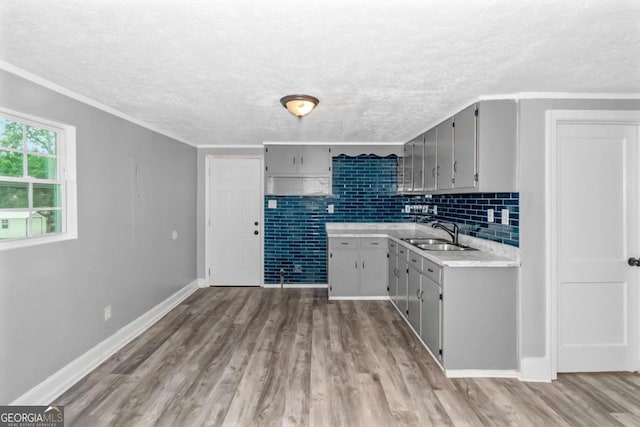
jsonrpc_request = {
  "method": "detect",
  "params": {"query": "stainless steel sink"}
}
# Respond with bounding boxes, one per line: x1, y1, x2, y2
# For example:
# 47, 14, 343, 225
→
402, 238, 449, 245
415, 243, 477, 251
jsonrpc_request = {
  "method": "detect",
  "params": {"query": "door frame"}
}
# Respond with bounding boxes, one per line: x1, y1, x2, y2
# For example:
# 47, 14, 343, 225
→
546, 110, 640, 379
205, 155, 264, 286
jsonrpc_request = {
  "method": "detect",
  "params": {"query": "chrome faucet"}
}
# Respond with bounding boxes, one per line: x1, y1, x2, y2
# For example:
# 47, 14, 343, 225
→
431, 222, 459, 245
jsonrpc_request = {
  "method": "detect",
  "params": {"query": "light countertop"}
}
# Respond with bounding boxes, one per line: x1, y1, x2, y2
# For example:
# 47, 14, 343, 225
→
326, 223, 520, 268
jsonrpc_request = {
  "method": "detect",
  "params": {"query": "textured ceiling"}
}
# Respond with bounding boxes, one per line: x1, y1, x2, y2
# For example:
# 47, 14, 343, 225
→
1, 0, 639, 146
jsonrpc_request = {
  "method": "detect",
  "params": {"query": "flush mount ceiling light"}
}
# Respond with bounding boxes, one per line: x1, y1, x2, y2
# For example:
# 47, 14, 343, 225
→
280, 94, 319, 118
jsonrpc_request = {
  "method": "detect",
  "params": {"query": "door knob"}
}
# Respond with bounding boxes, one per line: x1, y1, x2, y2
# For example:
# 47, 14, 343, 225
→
628, 257, 640, 266
254, 230, 259, 235
254, 221, 259, 226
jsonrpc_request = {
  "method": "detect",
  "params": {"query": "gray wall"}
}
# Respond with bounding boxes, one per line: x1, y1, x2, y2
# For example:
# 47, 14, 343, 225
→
0, 70, 197, 403
518, 98, 640, 359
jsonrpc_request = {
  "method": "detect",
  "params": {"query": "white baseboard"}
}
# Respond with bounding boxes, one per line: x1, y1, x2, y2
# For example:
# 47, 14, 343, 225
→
445, 369, 520, 379
10, 279, 200, 405
328, 295, 389, 300
262, 283, 328, 289
197, 278, 209, 287
518, 356, 553, 382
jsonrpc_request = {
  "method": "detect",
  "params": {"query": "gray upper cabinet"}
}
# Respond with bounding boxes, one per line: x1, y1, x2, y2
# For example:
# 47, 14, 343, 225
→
436, 119, 454, 191
412, 135, 425, 192
401, 99, 517, 194
424, 128, 437, 191
453, 104, 477, 189
265, 145, 298, 174
402, 143, 413, 192
265, 145, 332, 195
297, 145, 331, 175
265, 145, 331, 176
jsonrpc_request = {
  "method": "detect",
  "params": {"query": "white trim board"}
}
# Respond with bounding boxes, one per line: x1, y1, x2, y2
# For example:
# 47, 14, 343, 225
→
446, 370, 520, 379
328, 295, 388, 300
198, 145, 265, 149
10, 280, 200, 405
263, 284, 328, 289
0, 60, 197, 147
263, 141, 404, 146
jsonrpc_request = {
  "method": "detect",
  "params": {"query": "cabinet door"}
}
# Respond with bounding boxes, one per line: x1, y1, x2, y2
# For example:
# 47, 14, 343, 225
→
412, 135, 425, 192
298, 146, 331, 175
388, 251, 397, 301
329, 250, 359, 297
436, 119, 453, 190
453, 104, 477, 189
408, 264, 422, 334
265, 146, 298, 174
424, 128, 437, 191
397, 254, 409, 317
421, 276, 442, 361
360, 249, 388, 296
403, 143, 413, 191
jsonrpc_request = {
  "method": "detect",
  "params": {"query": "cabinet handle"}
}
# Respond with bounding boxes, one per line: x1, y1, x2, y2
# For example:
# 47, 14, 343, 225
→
355, 261, 358, 269
362, 261, 365, 269
432, 167, 436, 178
370, 242, 379, 245
412, 258, 417, 263
341, 242, 349, 245
293, 156, 296, 164
417, 289, 421, 299
301, 156, 304, 165
427, 268, 434, 273
454, 160, 458, 172
436, 165, 440, 176
420, 290, 424, 301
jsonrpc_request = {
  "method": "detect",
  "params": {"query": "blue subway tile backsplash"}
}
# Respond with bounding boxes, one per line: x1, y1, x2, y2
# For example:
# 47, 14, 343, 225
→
264, 154, 519, 284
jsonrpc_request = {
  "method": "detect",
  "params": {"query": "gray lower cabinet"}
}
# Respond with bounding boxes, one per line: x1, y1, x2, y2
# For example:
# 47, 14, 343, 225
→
397, 246, 409, 317
328, 237, 387, 297
387, 241, 398, 302
389, 241, 518, 371
420, 275, 442, 362
407, 252, 422, 334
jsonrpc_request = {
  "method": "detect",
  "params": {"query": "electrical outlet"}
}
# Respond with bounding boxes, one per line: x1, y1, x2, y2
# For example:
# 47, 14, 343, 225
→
327, 204, 334, 214
268, 199, 277, 209
501, 209, 509, 225
487, 209, 494, 223
104, 305, 112, 321
433, 205, 437, 215
293, 264, 302, 273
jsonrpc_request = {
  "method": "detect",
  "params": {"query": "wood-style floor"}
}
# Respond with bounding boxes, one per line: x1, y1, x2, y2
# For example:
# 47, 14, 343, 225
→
57, 288, 640, 426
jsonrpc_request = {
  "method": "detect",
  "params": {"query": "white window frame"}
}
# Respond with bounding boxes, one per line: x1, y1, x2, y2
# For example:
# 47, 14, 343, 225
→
0, 107, 77, 250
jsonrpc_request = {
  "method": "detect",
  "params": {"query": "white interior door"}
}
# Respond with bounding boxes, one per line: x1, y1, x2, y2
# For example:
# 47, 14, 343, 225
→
556, 122, 639, 372
208, 157, 262, 286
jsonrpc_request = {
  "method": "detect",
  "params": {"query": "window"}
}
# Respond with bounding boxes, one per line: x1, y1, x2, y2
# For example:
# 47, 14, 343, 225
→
0, 108, 76, 249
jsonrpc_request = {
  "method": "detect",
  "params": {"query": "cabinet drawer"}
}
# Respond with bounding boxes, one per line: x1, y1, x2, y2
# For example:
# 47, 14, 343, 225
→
397, 246, 409, 261
360, 238, 386, 248
422, 258, 442, 284
331, 238, 359, 249
408, 252, 422, 271
388, 240, 398, 255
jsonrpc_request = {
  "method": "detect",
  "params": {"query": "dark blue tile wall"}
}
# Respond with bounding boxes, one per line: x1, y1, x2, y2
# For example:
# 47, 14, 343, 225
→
264, 154, 519, 284
405, 193, 520, 247
264, 155, 409, 284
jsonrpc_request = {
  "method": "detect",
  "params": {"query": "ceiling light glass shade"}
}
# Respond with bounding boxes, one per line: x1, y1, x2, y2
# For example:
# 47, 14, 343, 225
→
280, 95, 319, 118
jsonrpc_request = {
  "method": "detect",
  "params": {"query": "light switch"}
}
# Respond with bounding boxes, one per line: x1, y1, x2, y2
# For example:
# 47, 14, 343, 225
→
268, 199, 277, 209
487, 209, 494, 223
501, 208, 509, 225
327, 204, 334, 214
